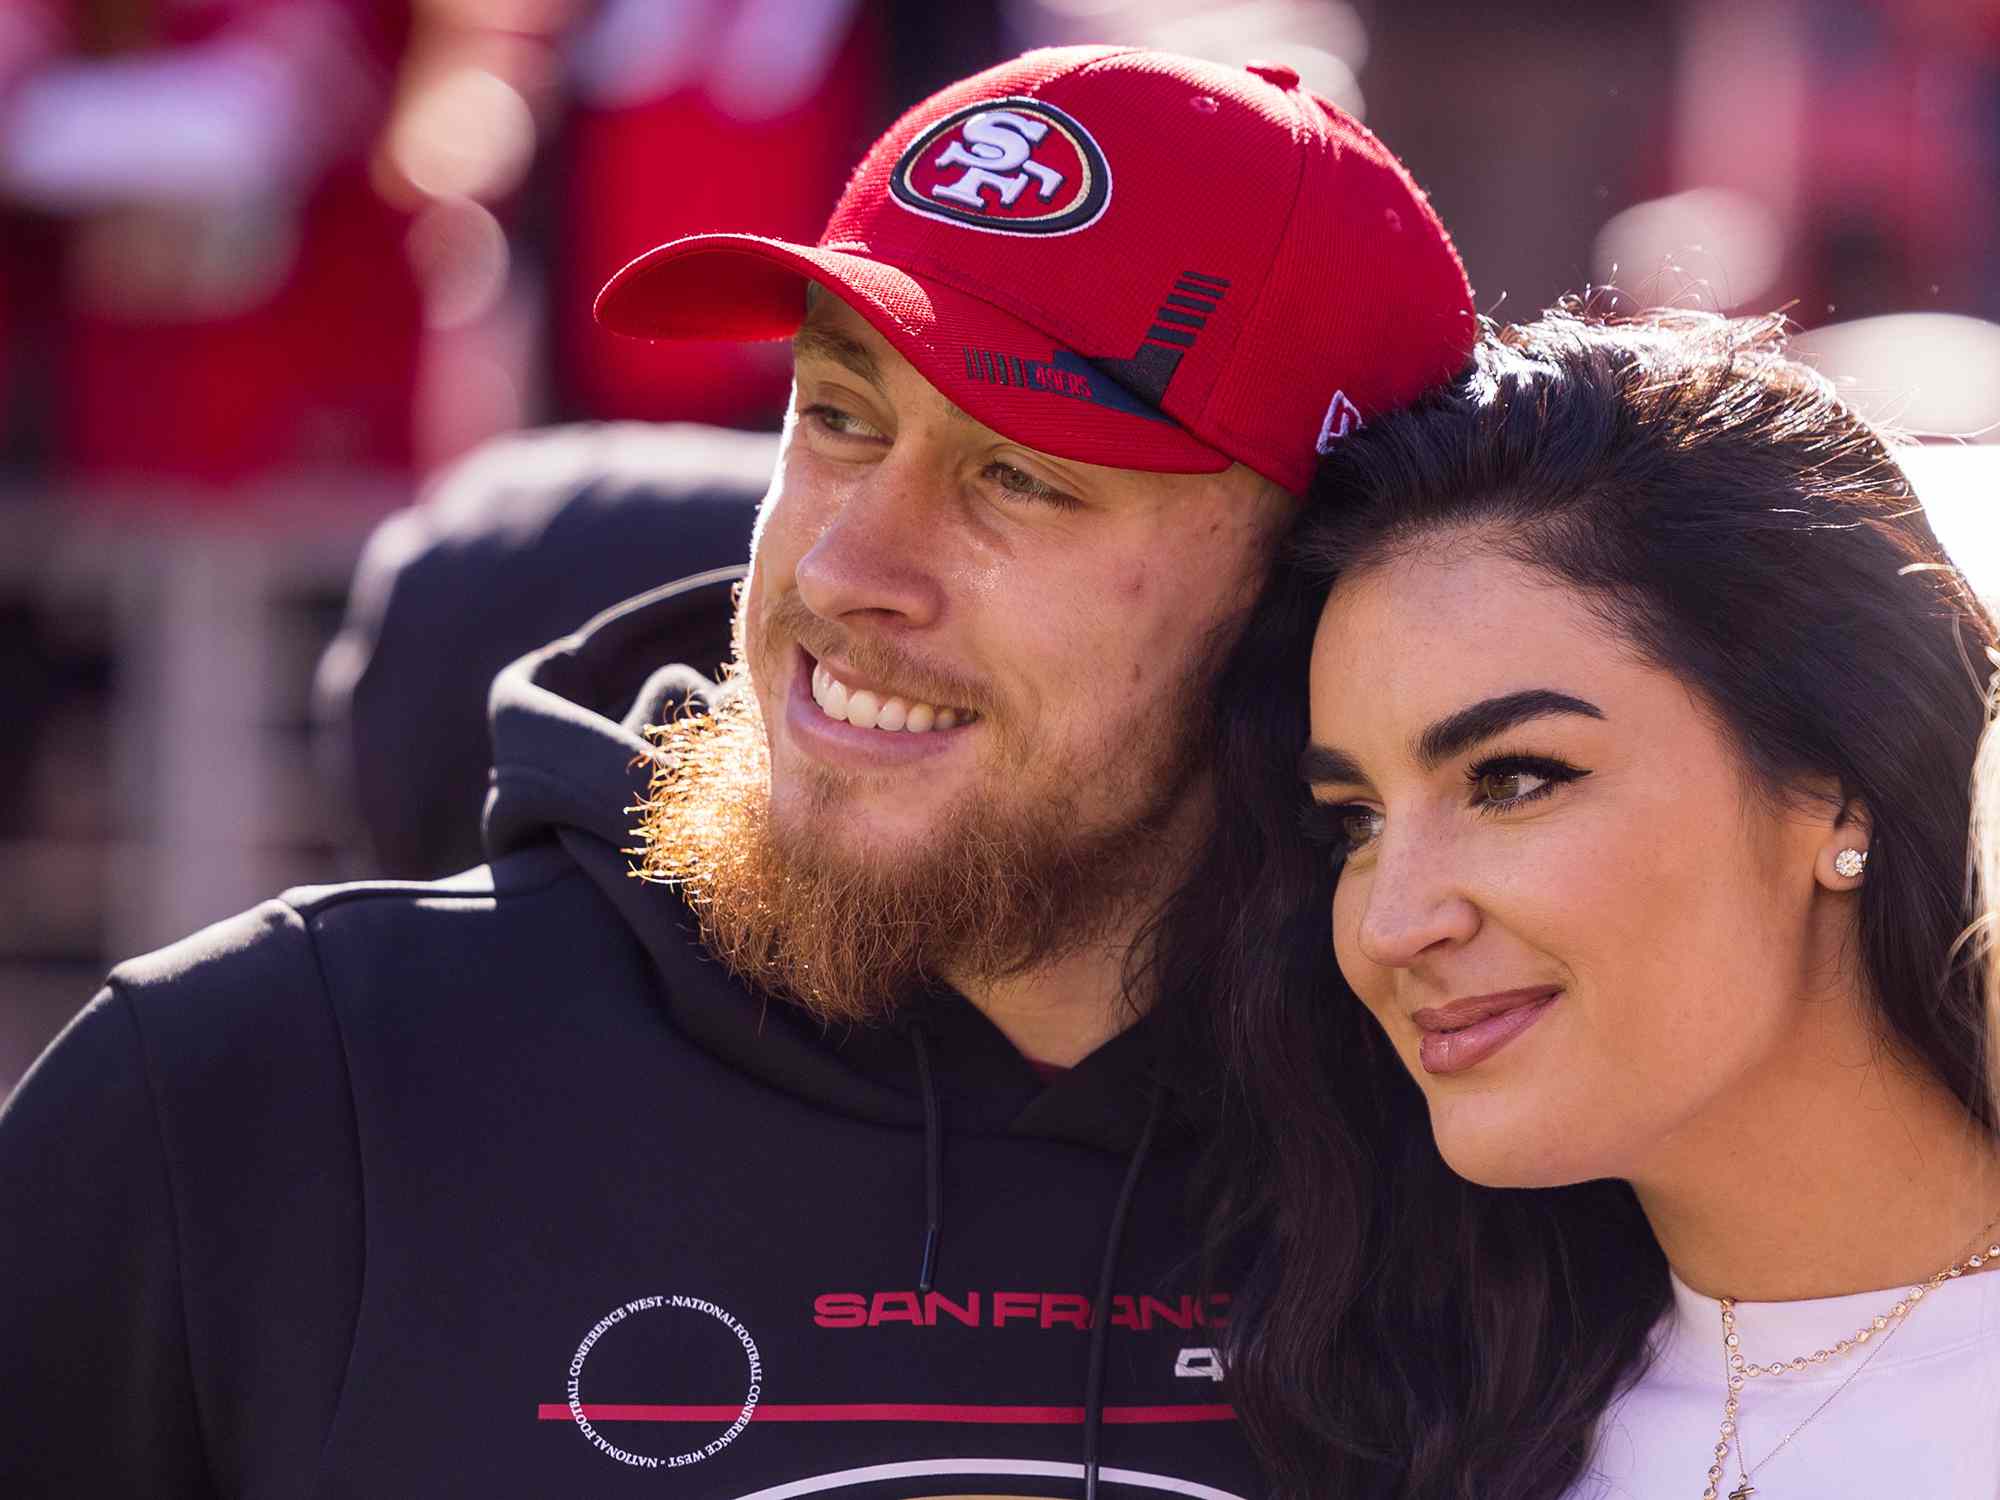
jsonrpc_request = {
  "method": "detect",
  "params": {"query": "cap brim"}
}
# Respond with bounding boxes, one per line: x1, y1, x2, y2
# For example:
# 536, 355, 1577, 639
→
595, 233, 1230, 477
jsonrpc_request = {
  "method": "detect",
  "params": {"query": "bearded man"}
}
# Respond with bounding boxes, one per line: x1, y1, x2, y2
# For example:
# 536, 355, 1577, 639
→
0, 47, 1473, 1499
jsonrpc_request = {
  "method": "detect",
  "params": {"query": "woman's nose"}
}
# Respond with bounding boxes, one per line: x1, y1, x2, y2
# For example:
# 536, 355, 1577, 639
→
1353, 824, 1480, 969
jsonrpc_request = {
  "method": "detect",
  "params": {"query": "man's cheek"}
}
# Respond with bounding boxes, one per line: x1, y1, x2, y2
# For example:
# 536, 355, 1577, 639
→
737, 580, 770, 673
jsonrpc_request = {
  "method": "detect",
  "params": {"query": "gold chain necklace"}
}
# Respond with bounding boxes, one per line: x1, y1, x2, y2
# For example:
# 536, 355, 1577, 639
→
1697, 1209, 2000, 1500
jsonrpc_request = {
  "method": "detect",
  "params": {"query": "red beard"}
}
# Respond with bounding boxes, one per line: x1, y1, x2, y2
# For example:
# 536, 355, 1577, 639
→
627, 667, 1211, 1025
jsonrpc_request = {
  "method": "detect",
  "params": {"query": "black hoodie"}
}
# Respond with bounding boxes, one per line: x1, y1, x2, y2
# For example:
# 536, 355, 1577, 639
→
0, 582, 1262, 1500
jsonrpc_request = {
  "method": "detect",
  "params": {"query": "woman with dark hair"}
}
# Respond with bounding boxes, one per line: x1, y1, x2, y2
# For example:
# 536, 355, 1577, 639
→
1156, 303, 2000, 1499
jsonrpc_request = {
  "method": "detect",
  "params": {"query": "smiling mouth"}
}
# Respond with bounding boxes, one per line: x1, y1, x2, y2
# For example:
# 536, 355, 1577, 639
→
1410, 987, 1561, 1076
807, 656, 979, 734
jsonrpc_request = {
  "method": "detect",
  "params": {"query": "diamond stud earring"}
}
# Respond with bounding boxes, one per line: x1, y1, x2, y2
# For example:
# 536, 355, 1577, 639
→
1834, 848, 1869, 879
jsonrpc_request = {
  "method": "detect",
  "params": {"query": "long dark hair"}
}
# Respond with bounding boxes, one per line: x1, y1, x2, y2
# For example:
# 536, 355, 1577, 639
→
1148, 302, 1998, 1500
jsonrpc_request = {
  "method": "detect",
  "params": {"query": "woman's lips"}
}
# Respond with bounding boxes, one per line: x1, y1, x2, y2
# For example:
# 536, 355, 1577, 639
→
1410, 988, 1560, 1076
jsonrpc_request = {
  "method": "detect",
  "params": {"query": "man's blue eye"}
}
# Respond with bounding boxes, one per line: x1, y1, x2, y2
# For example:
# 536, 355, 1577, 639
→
985, 462, 1078, 509
800, 403, 877, 438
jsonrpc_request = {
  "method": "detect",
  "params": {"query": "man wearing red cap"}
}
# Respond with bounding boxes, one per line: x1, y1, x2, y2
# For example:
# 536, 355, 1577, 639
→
0, 47, 1472, 1499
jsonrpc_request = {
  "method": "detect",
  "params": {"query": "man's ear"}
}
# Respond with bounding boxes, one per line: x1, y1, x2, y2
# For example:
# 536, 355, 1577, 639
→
1813, 793, 1874, 891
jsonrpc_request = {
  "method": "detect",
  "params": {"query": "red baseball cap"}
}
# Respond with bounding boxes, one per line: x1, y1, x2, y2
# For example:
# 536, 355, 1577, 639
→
596, 46, 1476, 496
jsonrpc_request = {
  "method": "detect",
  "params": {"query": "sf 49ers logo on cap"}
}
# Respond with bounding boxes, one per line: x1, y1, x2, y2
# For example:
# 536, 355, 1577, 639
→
892, 97, 1111, 237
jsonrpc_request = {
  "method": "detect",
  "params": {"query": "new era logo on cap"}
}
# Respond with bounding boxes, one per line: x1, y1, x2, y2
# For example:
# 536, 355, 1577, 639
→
596, 45, 1477, 496
891, 98, 1111, 237
1316, 390, 1364, 453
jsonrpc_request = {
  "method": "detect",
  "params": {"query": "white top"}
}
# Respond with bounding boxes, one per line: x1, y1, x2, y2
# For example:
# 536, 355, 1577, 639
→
1570, 1266, 2000, 1499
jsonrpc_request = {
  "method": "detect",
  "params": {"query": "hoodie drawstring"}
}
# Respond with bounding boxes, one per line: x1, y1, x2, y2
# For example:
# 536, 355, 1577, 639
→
908, 1023, 945, 1294
905, 1019, 1163, 1497
1083, 1085, 1163, 1500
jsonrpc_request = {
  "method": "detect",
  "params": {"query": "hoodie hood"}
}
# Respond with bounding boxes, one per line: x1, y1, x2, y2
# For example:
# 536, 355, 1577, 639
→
483, 578, 1170, 1158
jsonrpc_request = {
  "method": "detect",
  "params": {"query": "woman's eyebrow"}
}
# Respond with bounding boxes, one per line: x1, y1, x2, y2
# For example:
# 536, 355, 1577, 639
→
1300, 690, 1605, 786
1299, 743, 1366, 786
1413, 689, 1604, 768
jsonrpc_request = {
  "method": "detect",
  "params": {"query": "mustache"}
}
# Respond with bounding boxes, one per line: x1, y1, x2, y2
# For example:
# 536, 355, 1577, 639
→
762, 592, 993, 712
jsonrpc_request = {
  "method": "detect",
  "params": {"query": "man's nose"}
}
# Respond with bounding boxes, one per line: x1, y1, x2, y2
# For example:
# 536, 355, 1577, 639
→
794, 454, 947, 629
1353, 821, 1480, 969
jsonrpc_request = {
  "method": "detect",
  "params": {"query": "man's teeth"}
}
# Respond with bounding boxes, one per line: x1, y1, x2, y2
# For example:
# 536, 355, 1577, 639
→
811, 663, 971, 732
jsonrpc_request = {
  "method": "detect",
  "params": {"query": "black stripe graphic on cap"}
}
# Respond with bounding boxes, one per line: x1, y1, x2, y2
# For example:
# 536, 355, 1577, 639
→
1080, 271, 1231, 410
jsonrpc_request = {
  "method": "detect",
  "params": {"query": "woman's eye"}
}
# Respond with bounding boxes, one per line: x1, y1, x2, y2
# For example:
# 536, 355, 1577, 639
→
1472, 768, 1550, 804
1302, 800, 1383, 862
1465, 756, 1587, 813
1339, 807, 1385, 852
